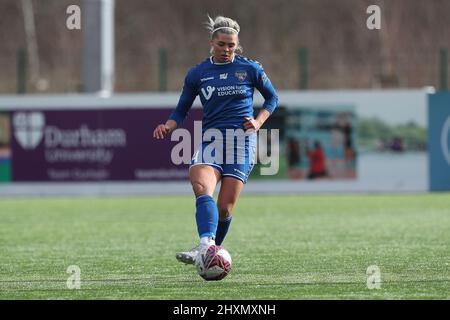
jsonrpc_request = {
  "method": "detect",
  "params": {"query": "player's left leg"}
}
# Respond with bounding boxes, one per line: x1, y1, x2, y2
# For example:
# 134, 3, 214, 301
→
215, 177, 244, 245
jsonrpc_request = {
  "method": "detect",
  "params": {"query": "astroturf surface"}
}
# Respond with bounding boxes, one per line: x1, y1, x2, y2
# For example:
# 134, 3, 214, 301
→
1, 193, 449, 299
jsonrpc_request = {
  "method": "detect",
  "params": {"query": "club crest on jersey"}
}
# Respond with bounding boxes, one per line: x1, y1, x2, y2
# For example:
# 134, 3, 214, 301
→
235, 71, 247, 81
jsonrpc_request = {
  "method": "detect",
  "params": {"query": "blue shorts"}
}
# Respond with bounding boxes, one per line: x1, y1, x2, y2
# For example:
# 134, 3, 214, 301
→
190, 130, 257, 184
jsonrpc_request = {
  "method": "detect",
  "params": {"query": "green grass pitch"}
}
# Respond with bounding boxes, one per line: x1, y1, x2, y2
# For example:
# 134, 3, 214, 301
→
1, 193, 449, 299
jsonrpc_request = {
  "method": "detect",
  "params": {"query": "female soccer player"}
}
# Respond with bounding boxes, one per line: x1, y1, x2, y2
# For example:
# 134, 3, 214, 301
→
153, 15, 278, 264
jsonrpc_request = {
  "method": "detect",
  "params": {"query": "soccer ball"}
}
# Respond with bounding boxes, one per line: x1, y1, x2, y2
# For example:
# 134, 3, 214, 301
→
195, 245, 232, 281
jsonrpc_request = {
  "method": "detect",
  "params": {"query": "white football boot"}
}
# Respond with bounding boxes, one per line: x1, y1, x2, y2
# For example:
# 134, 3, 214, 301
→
176, 237, 215, 265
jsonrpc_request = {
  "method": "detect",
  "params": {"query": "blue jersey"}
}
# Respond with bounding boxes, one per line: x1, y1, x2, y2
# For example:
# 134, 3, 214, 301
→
169, 55, 278, 132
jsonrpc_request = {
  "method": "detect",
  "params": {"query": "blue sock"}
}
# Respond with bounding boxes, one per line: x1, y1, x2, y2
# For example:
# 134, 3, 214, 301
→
195, 195, 218, 239
215, 216, 232, 246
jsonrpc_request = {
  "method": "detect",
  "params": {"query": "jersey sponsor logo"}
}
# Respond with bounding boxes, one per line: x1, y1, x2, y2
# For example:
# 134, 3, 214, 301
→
13, 112, 45, 150
216, 85, 247, 96
235, 71, 247, 81
220, 73, 228, 80
200, 76, 214, 82
200, 86, 216, 100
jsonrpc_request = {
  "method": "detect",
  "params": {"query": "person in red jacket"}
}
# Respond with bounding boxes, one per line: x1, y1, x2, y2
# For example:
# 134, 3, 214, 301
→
307, 140, 328, 179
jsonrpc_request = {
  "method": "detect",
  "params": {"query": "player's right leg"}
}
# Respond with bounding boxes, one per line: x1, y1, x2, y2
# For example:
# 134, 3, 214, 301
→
175, 164, 221, 265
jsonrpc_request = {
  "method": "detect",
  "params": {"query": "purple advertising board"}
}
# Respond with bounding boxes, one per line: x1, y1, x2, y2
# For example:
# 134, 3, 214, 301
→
10, 108, 202, 181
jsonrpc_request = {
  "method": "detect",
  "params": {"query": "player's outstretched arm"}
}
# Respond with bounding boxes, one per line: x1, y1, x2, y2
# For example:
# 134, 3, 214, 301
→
153, 119, 178, 139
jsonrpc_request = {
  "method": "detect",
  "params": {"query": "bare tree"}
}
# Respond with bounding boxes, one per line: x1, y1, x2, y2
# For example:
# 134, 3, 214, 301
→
20, 0, 41, 90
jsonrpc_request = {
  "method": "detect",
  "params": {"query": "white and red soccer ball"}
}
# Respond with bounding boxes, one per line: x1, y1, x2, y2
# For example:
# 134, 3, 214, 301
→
195, 245, 232, 281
